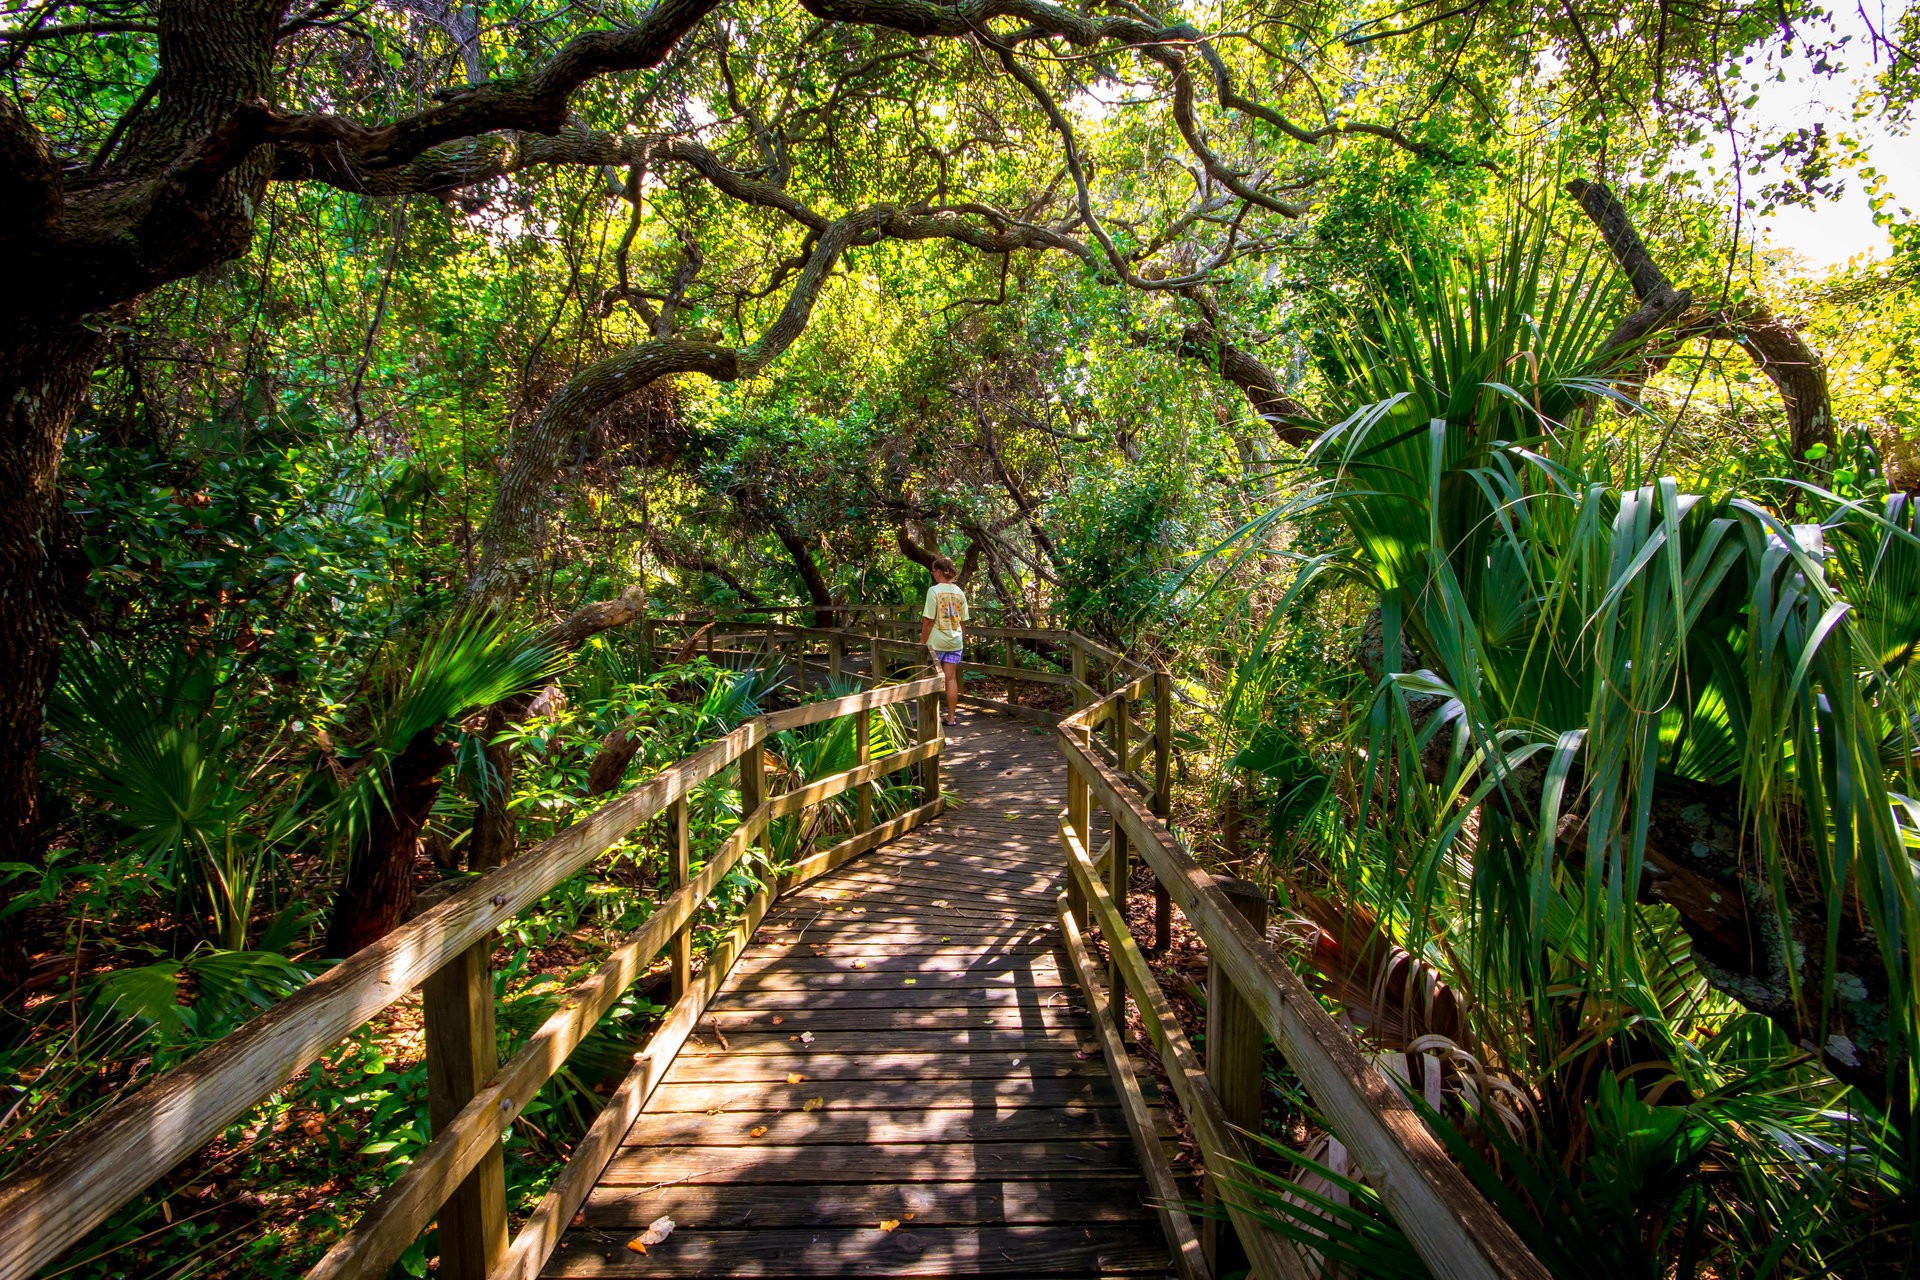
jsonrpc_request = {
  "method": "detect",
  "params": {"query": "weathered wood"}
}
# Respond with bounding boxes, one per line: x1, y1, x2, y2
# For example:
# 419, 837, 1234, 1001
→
959, 661, 1071, 685
1060, 818, 1309, 1280
622, 1104, 1131, 1147
1151, 672, 1173, 952
774, 797, 941, 891
422, 939, 507, 1280
767, 741, 940, 819
659, 1049, 1099, 1083
597, 1139, 1142, 1184
854, 711, 874, 834
493, 871, 776, 1280
577, 1179, 1150, 1229
306, 808, 772, 1280
919, 689, 943, 809
544, 1223, 1172, 1276
646, 1074, 1101, 1111
0, 717, 761, 1280
762, 675, 942, 732
1058, 895, 1212, 1280
1057, 731, 1552, 1280
1203, 875, 1268, 1276
669, 797, 690, 1002
959, 692, 1064, 725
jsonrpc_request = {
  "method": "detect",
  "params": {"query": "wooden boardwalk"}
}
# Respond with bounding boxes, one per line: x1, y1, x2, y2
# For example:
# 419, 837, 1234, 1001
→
546, 714, 1174, 1277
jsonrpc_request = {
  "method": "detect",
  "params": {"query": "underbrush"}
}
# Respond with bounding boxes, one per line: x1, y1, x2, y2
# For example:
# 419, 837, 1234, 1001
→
2, 654, 917, 1278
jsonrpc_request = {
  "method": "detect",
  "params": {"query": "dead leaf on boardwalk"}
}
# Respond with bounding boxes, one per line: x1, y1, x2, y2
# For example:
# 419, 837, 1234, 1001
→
851, 959, 867, 969
800, 1031, 815, 1044
786, 1072, 805, 1084
940, 935, 952, 942
903, 977, 917, 985
770, 1015, 785, 1024
879, 1219, 901, 1232
749, 1125, 768, 1138
626, 1215, 675, 1253
1003, 812, 1021, 820
704, 1106, 723, 1116
803, 1096, 825, 1112
904, 1211, 916, 1221
932, 900, 951, 908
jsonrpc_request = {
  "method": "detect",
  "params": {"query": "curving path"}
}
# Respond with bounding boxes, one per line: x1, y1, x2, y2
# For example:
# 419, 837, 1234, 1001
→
544, 713, 1173, 1278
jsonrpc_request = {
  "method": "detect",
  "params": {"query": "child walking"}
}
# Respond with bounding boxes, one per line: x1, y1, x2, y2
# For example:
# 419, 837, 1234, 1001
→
919, 557, 968, 727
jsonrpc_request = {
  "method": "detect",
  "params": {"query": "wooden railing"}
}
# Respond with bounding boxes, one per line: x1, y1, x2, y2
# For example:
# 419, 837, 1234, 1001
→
1053, 674, 1552, 1280
0, 667, 946, 1280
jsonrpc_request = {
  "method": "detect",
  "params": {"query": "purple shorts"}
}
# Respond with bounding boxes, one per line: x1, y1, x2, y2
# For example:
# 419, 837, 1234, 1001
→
932, 649, 963, 665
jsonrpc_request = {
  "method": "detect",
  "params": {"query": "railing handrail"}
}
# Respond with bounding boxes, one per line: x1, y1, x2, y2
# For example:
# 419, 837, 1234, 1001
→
1056, 677, 1551, 1280
0, 668, 944, 1280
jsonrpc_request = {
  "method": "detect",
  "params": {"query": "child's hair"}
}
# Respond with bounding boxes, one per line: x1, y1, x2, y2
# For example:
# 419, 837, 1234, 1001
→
931, 556, 956, 577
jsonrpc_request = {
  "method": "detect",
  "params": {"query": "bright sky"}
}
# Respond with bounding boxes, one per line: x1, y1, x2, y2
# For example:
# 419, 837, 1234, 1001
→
1747, 3, 1916, 270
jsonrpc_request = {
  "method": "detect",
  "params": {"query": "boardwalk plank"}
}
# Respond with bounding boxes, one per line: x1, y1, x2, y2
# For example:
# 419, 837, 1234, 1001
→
550, 719, 1168, 1279
543, 1224, 1170, 1277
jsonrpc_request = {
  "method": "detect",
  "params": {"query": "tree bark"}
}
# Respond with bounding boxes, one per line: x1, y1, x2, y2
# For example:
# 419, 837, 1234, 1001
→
0, 323, 104, 1001
763, 506, 836, 629
325, 728, 458, 957
1566, 179, 1834, 461
653, 539, 764, 606
1175, 287, 1315, 447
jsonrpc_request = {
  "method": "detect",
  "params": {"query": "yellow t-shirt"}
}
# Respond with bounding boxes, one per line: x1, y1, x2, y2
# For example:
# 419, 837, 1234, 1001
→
923, 582, 968, 652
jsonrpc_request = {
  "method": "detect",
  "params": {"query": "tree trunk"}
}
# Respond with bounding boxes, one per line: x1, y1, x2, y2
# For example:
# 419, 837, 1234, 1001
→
326, 729, 458, 957
0, 322, 106, 1001
761, 505, 836, 628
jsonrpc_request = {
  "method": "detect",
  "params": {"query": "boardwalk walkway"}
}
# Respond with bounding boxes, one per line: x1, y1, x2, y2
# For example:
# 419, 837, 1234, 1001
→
546, 713, 1174, 1277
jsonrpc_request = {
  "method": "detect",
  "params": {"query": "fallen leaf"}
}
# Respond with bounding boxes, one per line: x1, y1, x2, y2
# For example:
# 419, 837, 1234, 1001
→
803, 1095, 825, 1111
788, 1034, 800, 1042
787, 1072, 805, 1084
625, 1215, 675, 1254
879, 1219, 901, 1232
940, 935, 952, 942
770, 1015, 785, 1024
1003, 812, 1020, 820
704, 1106, 723, 1116
851, 959, 867, 969
749, 1125, 768, 1138
904, 1211, 916, 1221
800, 1031, 815, 1044
903, 977, 917, 985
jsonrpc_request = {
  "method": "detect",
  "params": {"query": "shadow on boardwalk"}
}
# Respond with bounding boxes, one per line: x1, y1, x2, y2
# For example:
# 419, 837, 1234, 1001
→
545, 712, 1173, 1278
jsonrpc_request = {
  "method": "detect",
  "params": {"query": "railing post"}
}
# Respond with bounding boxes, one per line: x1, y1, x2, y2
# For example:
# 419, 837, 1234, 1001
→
829, 633, 845, 683
669, 795, 691, 1001
1152, 671, 1174, 952
1108, 700, 1131, 1002
740, 724, 766, 845
918, 689, 943, 812
792, 633, 806, 695
1070, 638, 1088, 710
1065, 723, 1092, 928
1203, 874, 1268, 1275
855, 710, 874, 836
870, 633, 884, 684
422, 939, 507, 1280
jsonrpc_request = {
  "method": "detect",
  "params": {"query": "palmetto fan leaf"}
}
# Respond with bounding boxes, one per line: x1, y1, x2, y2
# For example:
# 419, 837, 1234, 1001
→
1271, 215, 1920, 1101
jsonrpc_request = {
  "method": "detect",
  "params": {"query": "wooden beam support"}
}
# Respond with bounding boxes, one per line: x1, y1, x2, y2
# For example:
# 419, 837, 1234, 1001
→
422, 939, 506, 1280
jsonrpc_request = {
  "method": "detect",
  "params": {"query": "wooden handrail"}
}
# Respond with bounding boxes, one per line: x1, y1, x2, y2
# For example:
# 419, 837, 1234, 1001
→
0, 669, 943, 1280
1056, 679, 1551, 1280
